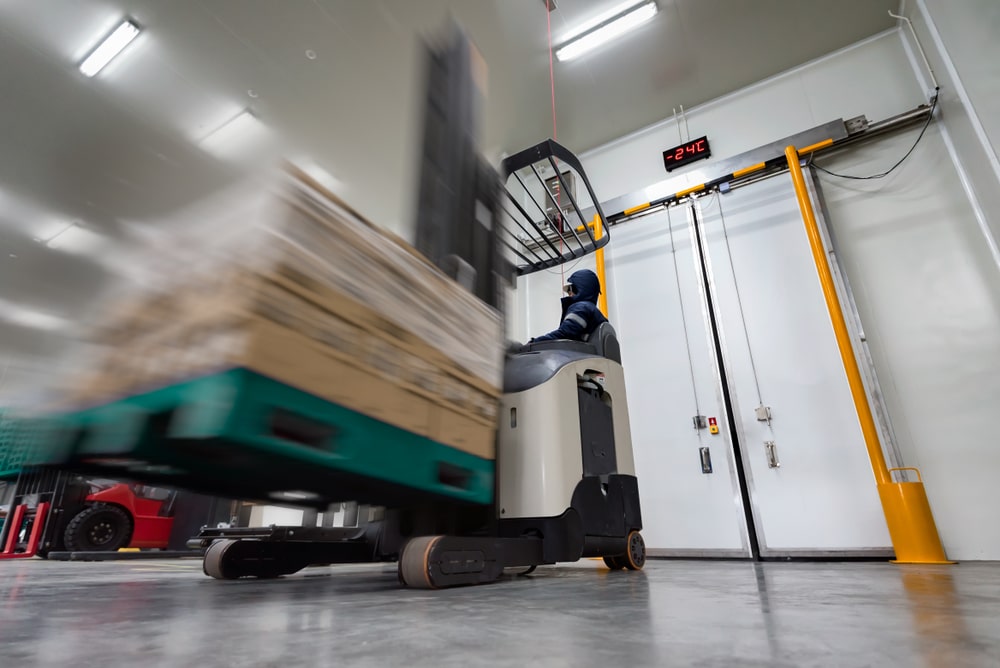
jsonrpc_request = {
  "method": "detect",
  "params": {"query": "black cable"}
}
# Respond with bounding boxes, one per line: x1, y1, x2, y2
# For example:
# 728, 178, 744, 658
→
810, 91, 939, 180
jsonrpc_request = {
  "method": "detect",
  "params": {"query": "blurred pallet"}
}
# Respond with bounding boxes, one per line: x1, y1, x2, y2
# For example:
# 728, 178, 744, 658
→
0, 410, 22, 479
0, 410, 41, 480
26, 368, 494, 508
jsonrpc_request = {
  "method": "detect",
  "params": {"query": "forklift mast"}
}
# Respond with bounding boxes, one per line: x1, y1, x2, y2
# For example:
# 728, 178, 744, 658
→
413, 25, 504, 310
412, 26, 612, 309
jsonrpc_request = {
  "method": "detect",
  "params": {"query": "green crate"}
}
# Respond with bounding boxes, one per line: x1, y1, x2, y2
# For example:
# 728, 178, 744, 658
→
40, 368, 494, 506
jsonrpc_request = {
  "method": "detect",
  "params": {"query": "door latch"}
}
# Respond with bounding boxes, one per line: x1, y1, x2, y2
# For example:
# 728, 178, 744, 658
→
764, 441, 780, 468
692, 415, 707, 430
755, 405, 772, 424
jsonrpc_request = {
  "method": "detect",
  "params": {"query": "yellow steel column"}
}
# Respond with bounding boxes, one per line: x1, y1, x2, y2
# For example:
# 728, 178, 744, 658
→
784, 145, 952, 563
592, 214, 608, 316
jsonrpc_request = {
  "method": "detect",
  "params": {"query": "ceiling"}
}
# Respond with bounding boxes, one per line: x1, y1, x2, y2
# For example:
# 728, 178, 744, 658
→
0, 0, 897, 400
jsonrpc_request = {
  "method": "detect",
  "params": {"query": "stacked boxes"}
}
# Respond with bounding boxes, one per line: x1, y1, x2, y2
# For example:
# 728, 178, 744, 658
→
64, 166, 503, 460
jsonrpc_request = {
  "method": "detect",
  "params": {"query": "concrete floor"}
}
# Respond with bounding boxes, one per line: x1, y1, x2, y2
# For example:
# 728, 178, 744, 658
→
1, 559, 998, 667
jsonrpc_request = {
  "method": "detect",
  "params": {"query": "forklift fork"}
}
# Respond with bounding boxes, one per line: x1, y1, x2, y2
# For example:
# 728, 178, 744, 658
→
0, 502, 50, 559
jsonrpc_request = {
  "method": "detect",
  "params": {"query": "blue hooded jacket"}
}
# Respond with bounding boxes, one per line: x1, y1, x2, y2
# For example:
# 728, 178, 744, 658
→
532, 269, 608, 342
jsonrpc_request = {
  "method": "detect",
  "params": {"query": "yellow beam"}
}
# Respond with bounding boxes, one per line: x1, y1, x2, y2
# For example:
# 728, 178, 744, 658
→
592, 214, 608, 316
675, 184, 705, 198
570, 217, 609, 316
786, 145, 889, 482
785, 145, 951, 564
733, 162, 766, 178
623, 202, 652, 217
797, 138, 834, 155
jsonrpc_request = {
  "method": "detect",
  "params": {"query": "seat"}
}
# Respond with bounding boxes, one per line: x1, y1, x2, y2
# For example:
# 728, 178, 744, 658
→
585, 322, 622, 364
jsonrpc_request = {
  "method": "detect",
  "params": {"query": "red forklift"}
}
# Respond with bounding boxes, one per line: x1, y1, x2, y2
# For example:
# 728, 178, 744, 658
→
1, 468, 228, 559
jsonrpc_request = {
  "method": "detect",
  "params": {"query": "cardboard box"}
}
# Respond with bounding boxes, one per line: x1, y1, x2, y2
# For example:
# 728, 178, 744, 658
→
65, 166, 503, 459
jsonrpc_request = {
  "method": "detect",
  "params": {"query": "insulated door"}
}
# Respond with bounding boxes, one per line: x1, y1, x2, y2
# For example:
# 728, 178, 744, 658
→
605, 207, 751, 556
696, 179, 892, 555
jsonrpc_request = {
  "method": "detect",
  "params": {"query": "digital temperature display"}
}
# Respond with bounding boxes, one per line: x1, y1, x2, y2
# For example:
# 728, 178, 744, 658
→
663, 136, 711, 172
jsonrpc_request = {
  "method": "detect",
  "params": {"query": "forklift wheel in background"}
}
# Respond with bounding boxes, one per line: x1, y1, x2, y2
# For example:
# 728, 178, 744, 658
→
64, 504, 133, 552
624, 530, 646, 571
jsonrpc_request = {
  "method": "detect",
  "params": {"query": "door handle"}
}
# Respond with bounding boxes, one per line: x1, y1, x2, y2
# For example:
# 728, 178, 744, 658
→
765, 441, 780, 468
699, 447, 713, 474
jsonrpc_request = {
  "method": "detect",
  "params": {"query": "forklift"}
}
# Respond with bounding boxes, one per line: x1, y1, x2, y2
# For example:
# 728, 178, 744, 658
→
0, 467, 228, 559
191, 27, 646, 588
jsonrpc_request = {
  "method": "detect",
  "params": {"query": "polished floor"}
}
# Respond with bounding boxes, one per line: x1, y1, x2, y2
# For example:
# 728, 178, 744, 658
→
1, 558, 998, 667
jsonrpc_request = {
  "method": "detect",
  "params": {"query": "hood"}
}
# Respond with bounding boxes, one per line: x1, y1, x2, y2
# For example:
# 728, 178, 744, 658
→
567, 269, 601, 304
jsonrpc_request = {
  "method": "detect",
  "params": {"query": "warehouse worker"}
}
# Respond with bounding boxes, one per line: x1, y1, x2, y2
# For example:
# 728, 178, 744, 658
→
530, 269, 607, 343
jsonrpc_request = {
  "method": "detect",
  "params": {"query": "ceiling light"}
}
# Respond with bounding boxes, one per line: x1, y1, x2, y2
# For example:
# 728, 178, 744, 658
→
556, 1, 658, 62
44, 223, 104, 254
0, 299, 68, 331
200, 109, 269, 159
79, 19, 141, 77
270, 490, 320, 501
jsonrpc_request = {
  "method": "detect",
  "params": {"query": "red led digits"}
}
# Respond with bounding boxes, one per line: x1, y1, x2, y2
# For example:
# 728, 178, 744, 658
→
662, 136, 711, 173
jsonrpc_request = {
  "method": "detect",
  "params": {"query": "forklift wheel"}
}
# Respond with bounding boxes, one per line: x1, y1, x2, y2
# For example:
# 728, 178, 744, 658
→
624, 530, 646, 570
64, 504, 133, 552
602, 556, 626, 570
398, 536, 442, 589
204, 539, 239, 580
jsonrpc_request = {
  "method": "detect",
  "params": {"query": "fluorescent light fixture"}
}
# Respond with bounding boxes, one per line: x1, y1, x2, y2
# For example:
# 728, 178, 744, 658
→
269, 490, 320, 501
79, 19, 141, 77
44, 222, 104, 254
0, 299, 68, 331
200, 109, 270, 159
556, 1, 658, 62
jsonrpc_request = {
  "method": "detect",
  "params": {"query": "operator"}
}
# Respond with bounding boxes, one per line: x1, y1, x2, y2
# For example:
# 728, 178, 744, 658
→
530, 268, 607, 343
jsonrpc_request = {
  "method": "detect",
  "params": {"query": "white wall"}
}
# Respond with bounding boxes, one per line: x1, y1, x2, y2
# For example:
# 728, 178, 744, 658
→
916, 0, 1000, 156
901, 0, 1000, 266
517, 28, 1000, 559
814, 127, 1000, 562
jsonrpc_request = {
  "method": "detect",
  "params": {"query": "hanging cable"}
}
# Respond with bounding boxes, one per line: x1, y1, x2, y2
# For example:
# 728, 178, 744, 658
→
545, 0, 565, 286
546, 2, 558, 145
666, 205, 704, 437
713, 193, 766, 409
810, 92, 938, 180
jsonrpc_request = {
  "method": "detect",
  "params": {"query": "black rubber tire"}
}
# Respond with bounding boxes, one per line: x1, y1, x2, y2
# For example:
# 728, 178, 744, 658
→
63, 504, 133, 552
603, 556, 626, 570
624, 530, 646, 571
203, 539, 239, 579
398, 536, 443, 589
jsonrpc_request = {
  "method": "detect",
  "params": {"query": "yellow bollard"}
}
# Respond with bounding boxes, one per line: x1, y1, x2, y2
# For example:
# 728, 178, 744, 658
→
785, 145, 952, 564
879, 468, 953, 564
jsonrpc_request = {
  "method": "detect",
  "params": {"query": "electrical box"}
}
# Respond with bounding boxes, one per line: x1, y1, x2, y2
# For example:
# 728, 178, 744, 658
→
544, 171, 576, 231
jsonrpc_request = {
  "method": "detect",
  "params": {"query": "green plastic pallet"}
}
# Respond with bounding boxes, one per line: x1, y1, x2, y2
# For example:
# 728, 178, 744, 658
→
24, 368, 494, 506
0, 409, 36, 480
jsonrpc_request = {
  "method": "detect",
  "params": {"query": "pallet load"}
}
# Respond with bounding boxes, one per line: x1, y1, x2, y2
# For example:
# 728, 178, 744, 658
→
29, 166, 503, 507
